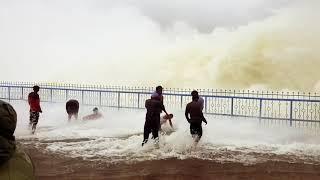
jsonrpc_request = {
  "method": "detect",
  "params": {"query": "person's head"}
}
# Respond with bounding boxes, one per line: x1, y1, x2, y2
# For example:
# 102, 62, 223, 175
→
163, 113, 173, 120
0, 100, 17, 163
191, 90, 199, 101
33, 85, 40, 93
93, 107, 99, 114
156, 86, 163, 95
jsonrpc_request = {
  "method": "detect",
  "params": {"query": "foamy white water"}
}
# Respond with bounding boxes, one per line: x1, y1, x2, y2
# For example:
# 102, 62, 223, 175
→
11, 101, 320, 164
1, 1, 320, 91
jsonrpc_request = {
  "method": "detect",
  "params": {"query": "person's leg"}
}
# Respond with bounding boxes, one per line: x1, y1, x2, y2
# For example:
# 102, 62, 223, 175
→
194, 125, 202, 143
31, 112, 39, 134
29, 111, 33, 128
190, 123, 202, 142
151, 127, 159, 141
190, 123, 197, 138
152, 115, 160, 144
142, 120, 151, 146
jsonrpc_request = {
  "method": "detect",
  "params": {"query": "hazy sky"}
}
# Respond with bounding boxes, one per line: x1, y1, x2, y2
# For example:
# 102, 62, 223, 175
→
1, 0, 293, 31
126, 0, 293, 31
3, 0, 317, 90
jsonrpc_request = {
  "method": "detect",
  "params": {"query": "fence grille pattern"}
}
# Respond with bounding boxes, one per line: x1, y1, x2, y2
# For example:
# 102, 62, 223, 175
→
1, 82, 320, 126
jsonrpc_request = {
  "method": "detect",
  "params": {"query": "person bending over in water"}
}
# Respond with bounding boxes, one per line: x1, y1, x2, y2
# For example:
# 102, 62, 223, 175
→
159, 113, 174, 135
160, 114, 173, 129
185, 90, 207, 145
66, 99, 79, 121
82, 107, 103, 120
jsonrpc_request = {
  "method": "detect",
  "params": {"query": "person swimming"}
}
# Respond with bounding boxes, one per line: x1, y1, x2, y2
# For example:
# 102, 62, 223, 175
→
82, 107, 103, 120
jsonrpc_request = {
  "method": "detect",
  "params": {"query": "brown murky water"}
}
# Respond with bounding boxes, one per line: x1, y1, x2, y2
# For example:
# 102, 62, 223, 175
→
21, 143, 320, 180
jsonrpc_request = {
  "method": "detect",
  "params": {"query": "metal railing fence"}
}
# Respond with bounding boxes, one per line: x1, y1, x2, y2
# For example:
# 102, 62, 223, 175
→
1, 82, 320, 126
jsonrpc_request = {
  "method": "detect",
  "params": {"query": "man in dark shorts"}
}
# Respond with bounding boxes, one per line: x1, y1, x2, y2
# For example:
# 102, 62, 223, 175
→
142, 94, 169, 147
66, 99, 79, 121
185, 90, 207, 144
28, 85, 42, 134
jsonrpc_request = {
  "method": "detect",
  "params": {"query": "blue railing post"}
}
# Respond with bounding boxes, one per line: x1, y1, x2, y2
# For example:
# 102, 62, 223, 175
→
231, 97, 234, 116
259, 99, 263, 122
50, 88, 53, 102
8, 87, 11, 102
99, 91, 102, 106
290, 101, 293, 127
81, 91, 84, 104
117, 92, 120, 109
205, 96, 208, 114
21, 87, 24, 100
66, 89, 68, 101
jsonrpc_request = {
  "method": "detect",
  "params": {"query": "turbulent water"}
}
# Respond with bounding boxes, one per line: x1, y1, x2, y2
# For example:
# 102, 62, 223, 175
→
13, 101, 320, 165
1, 1, 320, 91
2, 0, 320, 166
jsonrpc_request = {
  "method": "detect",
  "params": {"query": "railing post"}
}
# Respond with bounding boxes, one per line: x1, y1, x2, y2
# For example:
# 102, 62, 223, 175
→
81, 90, 84, 104
205, 96, 208, 114
289, 101, 293, 127
99, 91, 102, 106
66, 89, 68, 101
21, 87, 24, 100
180, 95, 183, 109
137, 93, 140, 108
259, 99, 263, 122
50, 89, 53, 102
8, 87, 11, 102
118, 92, 120, 109
231, 97, 234, 116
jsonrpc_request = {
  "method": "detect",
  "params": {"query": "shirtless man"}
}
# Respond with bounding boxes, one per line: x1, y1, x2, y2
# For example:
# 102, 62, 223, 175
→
82, 107, 103, 120
185, 90, 207, 144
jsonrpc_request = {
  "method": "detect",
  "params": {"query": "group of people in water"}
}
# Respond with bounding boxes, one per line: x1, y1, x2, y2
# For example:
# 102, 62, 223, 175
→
143, 86, 207, 147
27, 86, 104, 134
27, 85, 207, 146
0, 84, 207, 179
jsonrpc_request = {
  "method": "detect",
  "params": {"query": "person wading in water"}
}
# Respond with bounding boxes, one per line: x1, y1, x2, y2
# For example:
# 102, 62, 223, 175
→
185, 90, 207, 145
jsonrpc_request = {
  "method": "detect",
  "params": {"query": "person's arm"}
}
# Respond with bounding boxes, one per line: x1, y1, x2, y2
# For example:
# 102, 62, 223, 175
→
201, 113, 207, 125
160, 102, 169, 116
185, 105, 190, 123
37, 96, 42, 113
28, 94, 32, 105
168, 119, 173, 128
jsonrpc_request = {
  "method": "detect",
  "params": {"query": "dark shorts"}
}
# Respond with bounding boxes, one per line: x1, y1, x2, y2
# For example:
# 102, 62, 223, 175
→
190, 123, 202, 139
66, 106, 79, 114
66, 101, 79, 115
29, 111, 40, 125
